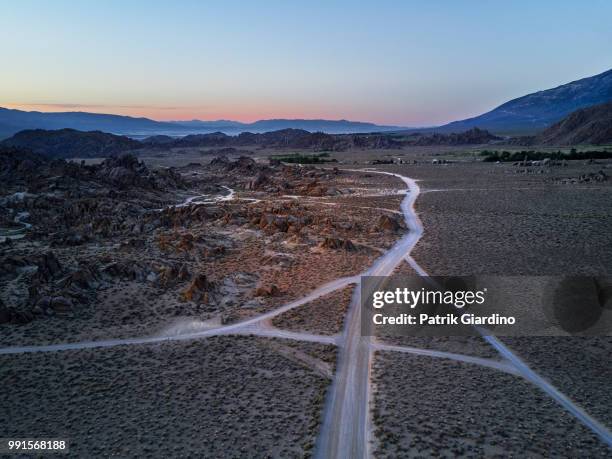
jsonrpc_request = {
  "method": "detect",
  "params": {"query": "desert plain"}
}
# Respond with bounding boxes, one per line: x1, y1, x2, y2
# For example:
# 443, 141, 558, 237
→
1, 143, 611, 457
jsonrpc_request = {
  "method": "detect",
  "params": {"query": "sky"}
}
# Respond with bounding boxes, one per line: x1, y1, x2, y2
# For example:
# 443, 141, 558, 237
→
1, 0, 611, 126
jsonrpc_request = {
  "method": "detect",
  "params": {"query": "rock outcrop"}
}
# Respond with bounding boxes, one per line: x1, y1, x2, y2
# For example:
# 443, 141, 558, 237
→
181, 273, 216, 303
254, 284, 279, 297
377, 214, 404, 233
319, 237, 356, 251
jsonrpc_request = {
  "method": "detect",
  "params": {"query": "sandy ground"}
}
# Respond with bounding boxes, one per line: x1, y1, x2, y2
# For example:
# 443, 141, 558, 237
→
272, 286, 354, 335
365, 156, 612, 455
502, 337, 612, 427
371, 351, 611, 457
0, 336, 334, 458
398, 161, 612, 276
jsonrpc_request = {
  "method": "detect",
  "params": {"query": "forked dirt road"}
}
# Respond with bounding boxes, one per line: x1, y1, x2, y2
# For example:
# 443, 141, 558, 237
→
315, 172, 423, 459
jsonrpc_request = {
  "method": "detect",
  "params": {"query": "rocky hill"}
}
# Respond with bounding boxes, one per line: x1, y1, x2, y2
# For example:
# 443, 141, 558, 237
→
1, 128, 141, 159
144, 129, 341, 150
0, 147, 185, 191
408, 127, 500, 146
144, 127, 499, 151
509, 101, 612, 146
531, 101, 612, 145
434, 68, 612, 135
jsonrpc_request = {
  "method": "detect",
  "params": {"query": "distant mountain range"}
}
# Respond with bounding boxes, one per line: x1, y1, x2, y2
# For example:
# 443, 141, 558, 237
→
1, 67, 610, 139
5, 103, 608, 159
430, 68, 612, 135
167, 118, 406, 134
0, 108, 404, 139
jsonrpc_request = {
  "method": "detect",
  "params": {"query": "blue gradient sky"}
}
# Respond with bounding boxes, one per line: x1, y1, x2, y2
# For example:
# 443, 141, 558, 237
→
1, 0, 611, 125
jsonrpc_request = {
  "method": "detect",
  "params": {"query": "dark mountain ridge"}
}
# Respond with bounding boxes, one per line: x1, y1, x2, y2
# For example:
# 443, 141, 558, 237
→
1, 129, 141, 159
1, 127, 500, 158
511, 101, 612, 146
426, 68, 612, 135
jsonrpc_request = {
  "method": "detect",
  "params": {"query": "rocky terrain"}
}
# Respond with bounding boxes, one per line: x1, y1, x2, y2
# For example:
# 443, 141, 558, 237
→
0, 149, 405, 346
0, 145, 414, 456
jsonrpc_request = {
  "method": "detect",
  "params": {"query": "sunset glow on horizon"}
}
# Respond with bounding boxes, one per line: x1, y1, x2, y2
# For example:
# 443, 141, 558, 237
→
2, 103, 421, 126
2, 0, 611, 126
